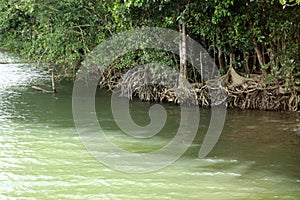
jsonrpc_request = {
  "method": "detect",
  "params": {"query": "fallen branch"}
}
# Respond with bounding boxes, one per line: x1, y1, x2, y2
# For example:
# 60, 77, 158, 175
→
31, 68, 57, 93
0, 61, 35, 64
31, 86, 54, 93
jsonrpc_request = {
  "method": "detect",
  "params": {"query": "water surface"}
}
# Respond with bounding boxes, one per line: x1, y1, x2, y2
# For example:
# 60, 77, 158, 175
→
0, 53, 299, 199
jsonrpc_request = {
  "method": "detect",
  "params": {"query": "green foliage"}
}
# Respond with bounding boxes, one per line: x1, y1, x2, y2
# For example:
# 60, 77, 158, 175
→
112, 49, 176, 71
279, 0, 300, 5
0, 0, 299, 87
0, 0, 110, 71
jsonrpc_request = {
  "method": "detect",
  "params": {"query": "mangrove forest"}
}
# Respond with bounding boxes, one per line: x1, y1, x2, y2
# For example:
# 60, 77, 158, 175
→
0, 0, 299, 111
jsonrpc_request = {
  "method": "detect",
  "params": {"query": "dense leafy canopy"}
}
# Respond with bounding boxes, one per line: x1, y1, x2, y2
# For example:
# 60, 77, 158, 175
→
0, 0, 299, 89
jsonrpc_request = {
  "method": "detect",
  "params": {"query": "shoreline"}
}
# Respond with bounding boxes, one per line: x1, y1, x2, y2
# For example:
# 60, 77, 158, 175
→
98, 66, 300, 112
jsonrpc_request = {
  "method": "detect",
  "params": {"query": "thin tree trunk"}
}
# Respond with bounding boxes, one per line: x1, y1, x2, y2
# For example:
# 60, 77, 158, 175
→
275, 41, 279, 67
255, 42, 267, 76
213, 42, 216, 65
229, 52, 235, 68
249, 20, 267, 77
216, 34, 224, 71
268, 48, 276, 72
262, 45, 266, 67
224, 53, 228, 69
49, 69, 57, 93
179, 22, 187, 85
282, 38, 287, 62
243, 52, 250, 75
217, 48, 224, 72
253, 51, 257, 72
200, 51, 204, 84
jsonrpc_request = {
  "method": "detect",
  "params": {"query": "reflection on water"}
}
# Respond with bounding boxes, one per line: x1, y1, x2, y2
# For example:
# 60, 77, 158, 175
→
0, 52, 300, 199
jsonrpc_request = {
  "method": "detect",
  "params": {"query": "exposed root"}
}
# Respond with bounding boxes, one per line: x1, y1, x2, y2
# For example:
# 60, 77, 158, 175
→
219, 67, 299, 111
98, 66, 300, 111
220, 67, 246, 87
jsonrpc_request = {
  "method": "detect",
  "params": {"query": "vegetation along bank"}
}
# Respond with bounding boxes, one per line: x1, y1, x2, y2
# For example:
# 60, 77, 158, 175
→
0, 0, 299, 111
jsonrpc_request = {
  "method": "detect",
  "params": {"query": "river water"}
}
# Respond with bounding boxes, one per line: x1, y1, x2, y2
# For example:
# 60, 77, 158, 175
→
0, 53, 300, 199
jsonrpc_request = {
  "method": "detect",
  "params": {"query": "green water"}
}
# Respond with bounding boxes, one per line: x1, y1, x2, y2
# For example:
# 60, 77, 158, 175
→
0, 54, 300, 199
